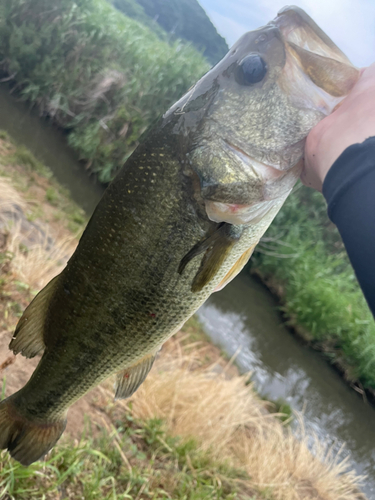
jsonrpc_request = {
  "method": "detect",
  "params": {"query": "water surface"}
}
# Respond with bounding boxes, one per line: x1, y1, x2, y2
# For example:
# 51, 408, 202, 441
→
0, 85, 103, 214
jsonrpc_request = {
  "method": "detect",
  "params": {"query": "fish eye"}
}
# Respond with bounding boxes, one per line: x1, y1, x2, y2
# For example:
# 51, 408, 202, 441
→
236, 54, 267, 85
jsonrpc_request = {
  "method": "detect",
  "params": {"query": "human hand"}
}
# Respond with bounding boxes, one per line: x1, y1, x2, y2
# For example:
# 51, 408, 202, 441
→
301, 63, 375, 191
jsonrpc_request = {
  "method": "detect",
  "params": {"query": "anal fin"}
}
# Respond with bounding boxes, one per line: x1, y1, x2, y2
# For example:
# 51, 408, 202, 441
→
115, 352, 157, 400
9, 275, 60, 358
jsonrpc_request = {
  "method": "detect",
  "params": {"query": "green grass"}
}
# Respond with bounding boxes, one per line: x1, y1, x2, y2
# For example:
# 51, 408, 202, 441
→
10, 146, 51, 178
45, 187, 59, 206
0, 136, 88, 233
0, 0, 209, 182
0, 130, 10, 140
252, 183, 375, 388
0, 416, 253, 500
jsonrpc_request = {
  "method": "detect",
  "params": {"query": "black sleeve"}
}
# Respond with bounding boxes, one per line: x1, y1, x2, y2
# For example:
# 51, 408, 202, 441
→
322, 136, 375, 317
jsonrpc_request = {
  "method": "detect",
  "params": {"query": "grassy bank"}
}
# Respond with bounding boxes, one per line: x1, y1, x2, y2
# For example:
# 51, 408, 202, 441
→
0, 133, 366, 499
252, 184, 375, 391
0, 415, 253, 500
0, 0, 209, 182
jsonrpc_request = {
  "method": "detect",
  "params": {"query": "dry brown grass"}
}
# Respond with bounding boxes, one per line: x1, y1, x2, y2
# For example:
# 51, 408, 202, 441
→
0, 177, 26, 213
103, 338, 365, 500
6, 223, 75, 290
0, 177, 77, 290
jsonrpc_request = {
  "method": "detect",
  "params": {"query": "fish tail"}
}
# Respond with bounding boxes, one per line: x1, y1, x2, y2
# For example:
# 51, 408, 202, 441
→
0, 394, 66, 466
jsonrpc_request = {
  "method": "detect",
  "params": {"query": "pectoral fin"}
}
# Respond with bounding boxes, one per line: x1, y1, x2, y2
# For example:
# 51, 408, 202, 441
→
191, 237, 238, 293
9, 275, 60, 358
179, 224, 243, 293
114, 352, 157, 400
214, 243, 256, 292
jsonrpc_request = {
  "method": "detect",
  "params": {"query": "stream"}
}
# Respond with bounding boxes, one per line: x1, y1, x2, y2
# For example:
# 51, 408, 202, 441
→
0, 84, 374, 497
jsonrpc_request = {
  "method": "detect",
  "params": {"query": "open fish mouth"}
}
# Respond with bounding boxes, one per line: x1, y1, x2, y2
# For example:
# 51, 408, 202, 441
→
275, 6, 352, 65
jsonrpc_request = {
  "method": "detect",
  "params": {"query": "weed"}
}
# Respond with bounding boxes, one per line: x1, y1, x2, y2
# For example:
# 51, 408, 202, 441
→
252, 183, 375, 389
45, 187, 59, 206
10, 146, 51, 177
0, 416, 251, 500
0, 0, 209, 182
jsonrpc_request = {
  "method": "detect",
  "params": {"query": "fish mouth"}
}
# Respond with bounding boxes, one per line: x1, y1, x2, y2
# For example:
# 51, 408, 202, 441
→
223, 140, 286, 182
204, 140, 301, 225
205, 198, 278, 225
272, 6, 359, 113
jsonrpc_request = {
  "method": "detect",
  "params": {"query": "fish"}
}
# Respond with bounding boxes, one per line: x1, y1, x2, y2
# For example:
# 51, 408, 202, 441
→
0, 6, 359, 466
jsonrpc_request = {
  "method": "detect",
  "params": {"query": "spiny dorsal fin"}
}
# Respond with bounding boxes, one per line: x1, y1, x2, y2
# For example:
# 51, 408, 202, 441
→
114, 352, 157, 400
9, 275, 60, 358
214, 243, 256, 292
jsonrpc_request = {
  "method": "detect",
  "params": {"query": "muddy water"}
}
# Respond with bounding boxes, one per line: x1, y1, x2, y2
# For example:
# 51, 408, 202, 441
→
0, 86, 103, 214
0, 84, 374, 496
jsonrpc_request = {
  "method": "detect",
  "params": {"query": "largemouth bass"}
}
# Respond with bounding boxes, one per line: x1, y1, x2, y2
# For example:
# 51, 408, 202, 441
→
0, 6, 359, 465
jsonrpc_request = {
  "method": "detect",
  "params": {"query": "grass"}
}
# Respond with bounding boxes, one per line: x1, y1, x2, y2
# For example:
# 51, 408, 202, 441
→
0, 0, 209, 182
252, 184, 375, 389
0, 416, 251, 500
10, 146, 52, 178
124, 339, 365, 500
0, 135, 87, 235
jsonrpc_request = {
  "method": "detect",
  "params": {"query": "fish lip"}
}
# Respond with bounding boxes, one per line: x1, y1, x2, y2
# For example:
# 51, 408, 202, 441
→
203, 140, 300, 225
205, 199, 276, 225
270, 7, 359, 112
223, 139, 286, 181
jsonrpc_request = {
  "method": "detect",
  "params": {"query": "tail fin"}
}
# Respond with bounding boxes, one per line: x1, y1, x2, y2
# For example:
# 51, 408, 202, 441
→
0, 395, 66, 466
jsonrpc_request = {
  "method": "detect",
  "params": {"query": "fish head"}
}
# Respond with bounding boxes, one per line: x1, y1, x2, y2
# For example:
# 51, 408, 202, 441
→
166, 6, 359, 226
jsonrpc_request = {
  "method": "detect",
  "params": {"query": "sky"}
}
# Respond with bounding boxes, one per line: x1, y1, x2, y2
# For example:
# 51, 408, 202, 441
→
198, 0, 374, 68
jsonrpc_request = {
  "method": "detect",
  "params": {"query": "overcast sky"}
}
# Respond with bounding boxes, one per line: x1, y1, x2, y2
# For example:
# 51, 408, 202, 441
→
198, 0, 374, 68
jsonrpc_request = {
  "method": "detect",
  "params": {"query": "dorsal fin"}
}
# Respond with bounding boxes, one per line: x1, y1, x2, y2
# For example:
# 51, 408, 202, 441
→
9, 275, 60, 358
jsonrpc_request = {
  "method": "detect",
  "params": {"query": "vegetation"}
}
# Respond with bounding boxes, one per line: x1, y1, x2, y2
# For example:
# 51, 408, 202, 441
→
0, 134, 366, 500
0, 0, 209, 182
109, 0, 169, 41
0, 416, 251, 500
110, 0, 229, 65
252, 184, 375, 390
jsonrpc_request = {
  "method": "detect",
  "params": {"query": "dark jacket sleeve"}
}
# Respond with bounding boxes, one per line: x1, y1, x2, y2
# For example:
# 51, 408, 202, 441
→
322, 137, 375, 317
